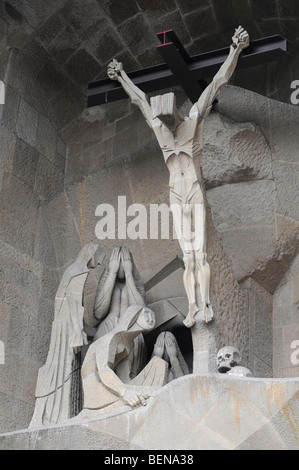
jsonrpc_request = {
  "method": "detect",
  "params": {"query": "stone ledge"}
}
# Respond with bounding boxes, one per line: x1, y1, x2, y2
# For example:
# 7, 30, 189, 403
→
0, 374, 298, 450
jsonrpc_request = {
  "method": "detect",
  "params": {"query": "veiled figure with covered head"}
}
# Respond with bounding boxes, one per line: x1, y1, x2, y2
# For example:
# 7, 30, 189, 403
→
80, 305, 169, 414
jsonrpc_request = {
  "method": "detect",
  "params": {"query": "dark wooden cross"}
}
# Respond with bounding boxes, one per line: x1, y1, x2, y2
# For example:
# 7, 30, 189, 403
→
87, 30, 289, 107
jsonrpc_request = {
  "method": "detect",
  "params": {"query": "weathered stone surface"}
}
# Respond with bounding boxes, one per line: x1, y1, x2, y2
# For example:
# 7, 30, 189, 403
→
48, 26, 81, 65
1, 375, 298, 450
12, 138, 39, 189
117, 14, 157, 57
146, 266, 186, 303
36, 115, 57, 162
0, 211, 35, 257
19, 38, 50, 76
100, 0, 139, 26
273, 252, 299, 378
207, 180, 275, 231
90, 19, 124, 65
37, 193, 82, 269
0, 84, 19, 132
184, 6, 218, 41
243, 278, 273, 377
112, 125, 139, 160
38, 12, 66, 47
65, 48, 100, 88
3, 0, 66, 30
0, 123, 16, 171
176, 0, 211, 15
273, 161, 299, 222
0, 21, 68, 434
220, 226, 276, 283
16, 99, 39, 148
34, 154, 64, 200
201, 122, 273, 189
0, 172, 39, 232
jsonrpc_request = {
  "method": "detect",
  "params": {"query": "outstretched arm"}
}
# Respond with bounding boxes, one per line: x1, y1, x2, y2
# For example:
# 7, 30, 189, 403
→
108, 59, 153, 127
190, 26, 249, 119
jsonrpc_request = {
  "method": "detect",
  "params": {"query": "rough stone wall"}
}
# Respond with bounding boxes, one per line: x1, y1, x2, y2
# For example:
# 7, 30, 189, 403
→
0, 51, 67, 432
214, 86, 299, 293
273, 253, 299, 378
242, 278, 273, 377
209, 87, 299, 378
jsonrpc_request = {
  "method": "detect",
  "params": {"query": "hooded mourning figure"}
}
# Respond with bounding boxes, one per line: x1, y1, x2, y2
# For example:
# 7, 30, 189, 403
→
90, 246, 147, 383
30, 243, 101, 427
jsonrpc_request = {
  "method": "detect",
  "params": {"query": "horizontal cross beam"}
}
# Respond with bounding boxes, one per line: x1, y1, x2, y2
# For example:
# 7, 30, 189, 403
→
156, 29, 207, 103
87, 33, 289, 107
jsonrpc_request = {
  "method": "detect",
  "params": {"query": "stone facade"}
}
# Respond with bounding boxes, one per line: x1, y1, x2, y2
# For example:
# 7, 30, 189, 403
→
0, 0, 298, 449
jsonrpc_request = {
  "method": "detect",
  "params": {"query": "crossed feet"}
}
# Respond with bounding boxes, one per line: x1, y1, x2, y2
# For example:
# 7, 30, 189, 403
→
183, 303, 214, 328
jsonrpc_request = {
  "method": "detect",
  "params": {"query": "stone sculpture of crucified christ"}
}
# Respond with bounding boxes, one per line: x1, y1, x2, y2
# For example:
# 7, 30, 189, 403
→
108, 26, 249, 328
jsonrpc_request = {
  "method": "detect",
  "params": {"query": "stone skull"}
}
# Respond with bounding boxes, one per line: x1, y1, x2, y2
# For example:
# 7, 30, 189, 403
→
217, 346, 242, 373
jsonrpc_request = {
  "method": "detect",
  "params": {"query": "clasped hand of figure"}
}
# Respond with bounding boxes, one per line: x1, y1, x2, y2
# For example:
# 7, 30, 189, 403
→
232, 26, 249, 50
107, 58, 123, 81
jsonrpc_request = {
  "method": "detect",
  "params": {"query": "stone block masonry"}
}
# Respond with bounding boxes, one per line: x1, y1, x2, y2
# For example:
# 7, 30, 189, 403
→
0, 48, 67, 433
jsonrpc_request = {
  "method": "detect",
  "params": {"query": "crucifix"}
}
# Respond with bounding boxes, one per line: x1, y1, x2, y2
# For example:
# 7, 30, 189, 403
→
87, 28, 288, 330
87, 31, 289, 107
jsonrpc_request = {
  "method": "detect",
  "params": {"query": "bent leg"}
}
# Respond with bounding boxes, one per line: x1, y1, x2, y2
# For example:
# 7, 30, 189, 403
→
130, 356, 168, 387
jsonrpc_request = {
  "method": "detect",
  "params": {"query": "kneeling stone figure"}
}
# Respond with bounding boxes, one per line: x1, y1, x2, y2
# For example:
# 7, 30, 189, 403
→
80, 306, 169, 414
